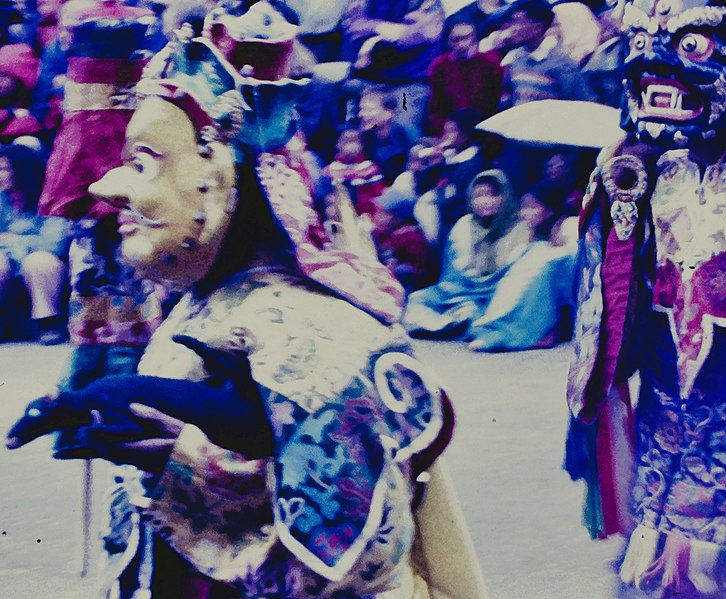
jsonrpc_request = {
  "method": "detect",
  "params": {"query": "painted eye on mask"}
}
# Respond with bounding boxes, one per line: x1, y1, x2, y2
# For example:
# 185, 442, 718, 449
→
631, 32, 649, 53
677, 32, 714, 62
129, 150, 161, 180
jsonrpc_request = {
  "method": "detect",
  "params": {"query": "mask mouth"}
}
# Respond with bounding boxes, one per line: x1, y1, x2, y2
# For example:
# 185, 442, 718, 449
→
117, 207, 167, 235
638, 75, 704, 122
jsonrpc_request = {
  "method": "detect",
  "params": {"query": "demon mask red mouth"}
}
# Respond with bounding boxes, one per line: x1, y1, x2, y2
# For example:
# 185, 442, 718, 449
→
639, 76, 704, 122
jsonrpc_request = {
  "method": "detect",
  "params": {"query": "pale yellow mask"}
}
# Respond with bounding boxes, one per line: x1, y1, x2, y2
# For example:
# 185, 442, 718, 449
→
89, 97, 237, 290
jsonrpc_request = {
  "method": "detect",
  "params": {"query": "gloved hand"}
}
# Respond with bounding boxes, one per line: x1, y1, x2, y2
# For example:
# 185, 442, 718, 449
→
6, 336, 275, 460
52, 403, 184, 474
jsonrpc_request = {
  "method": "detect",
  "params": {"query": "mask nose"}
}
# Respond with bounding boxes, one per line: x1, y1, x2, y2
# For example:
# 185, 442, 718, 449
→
88, 166, 134, 209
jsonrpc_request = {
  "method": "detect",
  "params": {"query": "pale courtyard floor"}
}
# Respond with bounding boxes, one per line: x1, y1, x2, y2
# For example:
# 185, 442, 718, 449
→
0, 341, 648, 598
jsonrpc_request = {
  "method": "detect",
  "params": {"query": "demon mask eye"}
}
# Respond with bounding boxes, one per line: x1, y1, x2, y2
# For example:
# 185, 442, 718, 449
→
677, 32, 714, 62
632, 31, 650, 53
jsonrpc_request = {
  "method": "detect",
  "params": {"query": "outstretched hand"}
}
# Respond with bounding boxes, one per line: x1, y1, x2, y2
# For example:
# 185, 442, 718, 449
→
53, 403, 185, 474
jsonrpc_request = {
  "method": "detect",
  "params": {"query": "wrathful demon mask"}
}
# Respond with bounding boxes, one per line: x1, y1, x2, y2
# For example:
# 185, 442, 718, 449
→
621, 0, 726, 145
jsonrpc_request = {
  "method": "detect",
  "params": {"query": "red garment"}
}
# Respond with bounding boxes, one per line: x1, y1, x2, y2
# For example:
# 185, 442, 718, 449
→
37, 0, 153, 219
0, 44, 40, 91
38, 58, 146, 219
374, 218, 433, 290
427, 50, 503, 135
323, 158, 387, 219
0, 44, 42, 140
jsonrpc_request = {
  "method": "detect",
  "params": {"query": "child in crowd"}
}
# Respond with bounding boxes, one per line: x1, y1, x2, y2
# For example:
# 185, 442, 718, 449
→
372, 196, 437, 294
358, 87, 412, 184
323, 125, 386, 219
519, 183, 578, 248
403, 169, 574, 351
438, 108, 487, 235
379, 138, 448, 249
0, 138, 70, 344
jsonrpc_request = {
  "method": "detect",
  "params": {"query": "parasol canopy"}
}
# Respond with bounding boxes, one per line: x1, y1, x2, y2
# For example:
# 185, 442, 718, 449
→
477, 100, 624, 149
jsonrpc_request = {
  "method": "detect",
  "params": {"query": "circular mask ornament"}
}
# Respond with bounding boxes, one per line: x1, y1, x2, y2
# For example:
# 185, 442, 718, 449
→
602, 154, 649, 241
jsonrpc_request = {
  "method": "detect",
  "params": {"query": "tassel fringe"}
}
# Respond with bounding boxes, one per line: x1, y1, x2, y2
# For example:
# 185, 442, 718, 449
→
640, 531, 690, 593
620, 527, 724, 596
620, 525, 660, 587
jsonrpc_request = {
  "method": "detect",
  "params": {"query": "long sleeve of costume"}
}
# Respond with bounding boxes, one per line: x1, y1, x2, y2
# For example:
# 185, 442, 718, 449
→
131, 271, 452, 597
143, 426, 280, 582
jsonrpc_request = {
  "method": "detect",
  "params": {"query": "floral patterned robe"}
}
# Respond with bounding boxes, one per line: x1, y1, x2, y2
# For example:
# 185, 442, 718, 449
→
103, 268, 453, 598
566, 140, 726, 594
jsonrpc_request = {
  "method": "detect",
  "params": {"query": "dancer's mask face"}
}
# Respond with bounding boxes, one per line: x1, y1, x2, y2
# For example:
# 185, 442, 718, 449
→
622, 0, 726, 145
89, 98, 237, 289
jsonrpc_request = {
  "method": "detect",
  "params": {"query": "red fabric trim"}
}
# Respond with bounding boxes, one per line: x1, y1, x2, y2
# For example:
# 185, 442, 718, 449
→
67, 57, 145, 85
596, 383, 635, 537
65, 2, 152, 22
597, 229, 636, 398
139, 82, 215, 133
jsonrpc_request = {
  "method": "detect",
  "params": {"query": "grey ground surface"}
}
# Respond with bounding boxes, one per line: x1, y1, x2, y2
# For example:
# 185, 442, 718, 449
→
0, 341, 645, 598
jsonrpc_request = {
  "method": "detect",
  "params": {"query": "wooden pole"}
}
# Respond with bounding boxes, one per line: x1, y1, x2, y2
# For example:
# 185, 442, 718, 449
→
80, 459, 92, 578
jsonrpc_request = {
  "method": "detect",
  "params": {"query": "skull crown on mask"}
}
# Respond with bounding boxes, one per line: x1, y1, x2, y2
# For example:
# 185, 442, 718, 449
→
620, 0, 726, 146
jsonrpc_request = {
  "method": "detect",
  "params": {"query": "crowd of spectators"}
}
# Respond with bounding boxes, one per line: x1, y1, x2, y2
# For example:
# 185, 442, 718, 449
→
0, 0, 625, 350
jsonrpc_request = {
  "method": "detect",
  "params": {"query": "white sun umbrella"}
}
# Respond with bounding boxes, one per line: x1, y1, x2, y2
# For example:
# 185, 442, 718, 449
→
477, 99, 624, 149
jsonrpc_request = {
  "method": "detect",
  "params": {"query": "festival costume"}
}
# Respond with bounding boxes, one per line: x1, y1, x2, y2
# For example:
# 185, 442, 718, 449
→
38, 0, 154, 221
61, 4, 478, 596
36, 1, 160, 386
404, 170, 575, 350
565, 0, 726, 595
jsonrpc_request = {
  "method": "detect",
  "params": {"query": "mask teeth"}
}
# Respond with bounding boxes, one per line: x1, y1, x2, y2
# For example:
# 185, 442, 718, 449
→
642, 85, 682, 111
645, 122, 665, 138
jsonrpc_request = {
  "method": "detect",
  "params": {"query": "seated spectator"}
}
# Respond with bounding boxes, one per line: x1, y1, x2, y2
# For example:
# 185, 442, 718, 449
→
380, 138, 448, 247
403, 169, 575, 351
446, 0, 509, 41
30, 35, 65, 138
0, 138, 71, 344
342, 0, 445, 139
372, 196, 437, 294
0, 42, 43, 144
438, 108, 487, 233
427, 17, 502, 136
323, 124, 386, 219
358, 87, 412, 184
519, 182, 578, 248
493, 0, 594, 107
540, 149, 587, 216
